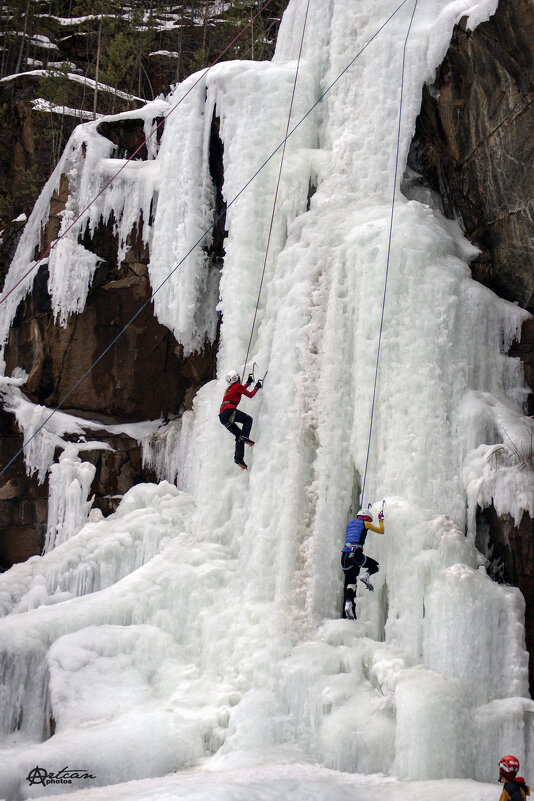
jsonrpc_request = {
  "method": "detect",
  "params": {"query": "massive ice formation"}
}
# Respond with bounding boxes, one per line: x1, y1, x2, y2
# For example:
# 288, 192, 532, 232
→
0, 0, 532, 797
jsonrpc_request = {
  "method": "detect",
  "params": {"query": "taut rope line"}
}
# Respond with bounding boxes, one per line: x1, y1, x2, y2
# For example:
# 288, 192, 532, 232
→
359, 0, 419, 507
0, 0, 412, 479
242, 0, 312, 378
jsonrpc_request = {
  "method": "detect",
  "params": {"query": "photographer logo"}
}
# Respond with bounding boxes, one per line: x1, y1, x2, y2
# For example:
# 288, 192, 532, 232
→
26, 765, 96, 787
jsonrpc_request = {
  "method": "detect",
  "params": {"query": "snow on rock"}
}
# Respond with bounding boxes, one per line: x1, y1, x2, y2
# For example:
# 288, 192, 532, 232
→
31, 98, 96, 119
0, 379, 159, 483
0, 98, 169, 355
0, 380, 161, 556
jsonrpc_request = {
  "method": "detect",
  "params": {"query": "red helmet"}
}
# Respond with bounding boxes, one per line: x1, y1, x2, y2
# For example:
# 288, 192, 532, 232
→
499, 755, 520, 777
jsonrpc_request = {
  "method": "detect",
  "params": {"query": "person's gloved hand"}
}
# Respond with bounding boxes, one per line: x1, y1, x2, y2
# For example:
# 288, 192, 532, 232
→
247, 373, 254, 384
255, 380, 263, 389
378, 510, 384, 521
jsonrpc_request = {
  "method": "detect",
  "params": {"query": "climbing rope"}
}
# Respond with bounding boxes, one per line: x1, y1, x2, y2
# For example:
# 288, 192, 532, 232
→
0, 0, 277, 308
359, 0, 419, 508
242, 0, 311, 378
0, 0, 413, 479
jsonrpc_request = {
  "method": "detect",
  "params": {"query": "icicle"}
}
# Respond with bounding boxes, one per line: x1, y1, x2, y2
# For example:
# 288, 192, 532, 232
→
44, 445, 96, 552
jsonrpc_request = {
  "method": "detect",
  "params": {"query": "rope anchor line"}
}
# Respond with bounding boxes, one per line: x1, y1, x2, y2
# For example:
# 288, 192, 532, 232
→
242, 0, 311, 378
0, 0, 414, 480
359, 0, 419, 508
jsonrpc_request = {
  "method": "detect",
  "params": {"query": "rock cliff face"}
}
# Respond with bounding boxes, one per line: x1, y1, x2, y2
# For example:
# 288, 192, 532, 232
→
0, 74, 141, 284
412, 0, 534, 354
0, 0, 532, 686
0, 1, 288, 261
409, 0, 534, 692
0, 115, 219, 569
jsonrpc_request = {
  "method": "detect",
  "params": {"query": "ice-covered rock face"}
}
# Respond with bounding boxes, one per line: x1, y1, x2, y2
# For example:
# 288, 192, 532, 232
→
0, 0, 533, 797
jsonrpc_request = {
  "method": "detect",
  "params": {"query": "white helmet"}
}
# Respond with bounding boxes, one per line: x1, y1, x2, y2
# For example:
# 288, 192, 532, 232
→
225, 370, 240, 385
357, 508, 374, 521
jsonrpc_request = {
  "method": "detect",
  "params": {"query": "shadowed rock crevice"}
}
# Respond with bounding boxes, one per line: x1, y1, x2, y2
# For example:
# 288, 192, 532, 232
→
476, 505, 534, 695
207, 110, 228, 270
97, 117, 165, 161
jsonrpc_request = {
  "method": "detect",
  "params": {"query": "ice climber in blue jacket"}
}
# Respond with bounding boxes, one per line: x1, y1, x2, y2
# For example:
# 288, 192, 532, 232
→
341, 507, 384, 620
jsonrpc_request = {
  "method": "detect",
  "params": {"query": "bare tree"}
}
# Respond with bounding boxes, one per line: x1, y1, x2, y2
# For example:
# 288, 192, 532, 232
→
93, 15, 102, 119
14, 0, 31, 74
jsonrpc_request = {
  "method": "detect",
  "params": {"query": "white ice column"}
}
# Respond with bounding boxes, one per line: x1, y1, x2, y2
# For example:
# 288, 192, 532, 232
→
45, 446, 96, 552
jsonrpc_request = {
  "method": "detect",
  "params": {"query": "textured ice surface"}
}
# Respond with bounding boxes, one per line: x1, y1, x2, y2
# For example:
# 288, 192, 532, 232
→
0, 0, 533, 798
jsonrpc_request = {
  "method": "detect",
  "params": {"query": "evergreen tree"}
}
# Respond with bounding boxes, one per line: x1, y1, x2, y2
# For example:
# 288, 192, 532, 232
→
100, 31, 135, 109
39, 62, 72, 162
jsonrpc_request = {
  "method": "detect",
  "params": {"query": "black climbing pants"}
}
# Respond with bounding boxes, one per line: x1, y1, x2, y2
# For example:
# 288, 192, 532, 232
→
219, 408, 253, 462
341, 548, 379, 603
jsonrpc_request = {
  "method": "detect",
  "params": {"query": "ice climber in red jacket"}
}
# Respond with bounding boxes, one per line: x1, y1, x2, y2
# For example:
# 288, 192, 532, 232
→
219, 370, 262, 470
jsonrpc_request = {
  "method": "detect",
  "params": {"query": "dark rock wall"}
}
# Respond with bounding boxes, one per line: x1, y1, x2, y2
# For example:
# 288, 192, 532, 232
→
411, 0, 534, 415
410, 0, 534, 694
0, 118, 219, 569
0, 408, 48, 569
413, 0, 534, 314
0, 2, 289, 235
476, 507, 534, 694
0, 73, 142, 265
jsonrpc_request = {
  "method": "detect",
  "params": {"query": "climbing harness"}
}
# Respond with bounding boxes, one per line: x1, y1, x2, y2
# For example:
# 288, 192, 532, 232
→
359, 0, 419, 509
223, 411, 237, 428
342, 549, 367, 570
0, 0, 415, 479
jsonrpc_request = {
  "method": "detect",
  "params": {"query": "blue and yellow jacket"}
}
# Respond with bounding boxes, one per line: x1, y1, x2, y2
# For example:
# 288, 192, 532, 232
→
342, 517, 384, 551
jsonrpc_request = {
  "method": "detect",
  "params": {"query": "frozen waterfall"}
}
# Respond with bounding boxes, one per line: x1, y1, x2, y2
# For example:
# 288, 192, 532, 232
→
0, 0, 533, 799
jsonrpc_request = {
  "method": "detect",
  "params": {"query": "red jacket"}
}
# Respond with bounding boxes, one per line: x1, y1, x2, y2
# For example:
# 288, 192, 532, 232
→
220, 382, 259, 414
